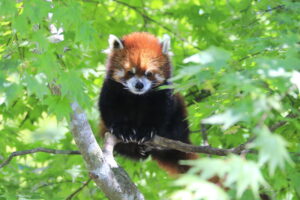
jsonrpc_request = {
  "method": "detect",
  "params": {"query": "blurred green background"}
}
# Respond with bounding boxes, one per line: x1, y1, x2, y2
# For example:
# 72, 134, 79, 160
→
0, 0, 300, 199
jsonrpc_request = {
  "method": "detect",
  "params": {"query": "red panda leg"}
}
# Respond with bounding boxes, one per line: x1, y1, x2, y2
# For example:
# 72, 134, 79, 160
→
100, 120, 149, 160
151, 150, 198, 175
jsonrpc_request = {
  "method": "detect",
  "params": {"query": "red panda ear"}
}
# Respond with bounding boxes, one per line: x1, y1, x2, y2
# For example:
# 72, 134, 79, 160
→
102, 34, 124, 54
161, 34, 171, 55
109, 34, 124, 49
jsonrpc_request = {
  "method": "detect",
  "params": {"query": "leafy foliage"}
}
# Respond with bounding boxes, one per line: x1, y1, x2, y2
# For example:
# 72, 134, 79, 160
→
0, 0, 299, 199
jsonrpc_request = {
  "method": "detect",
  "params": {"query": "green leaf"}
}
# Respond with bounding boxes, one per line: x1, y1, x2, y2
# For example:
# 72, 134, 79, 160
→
43, 96, 72, 121
12, 14, 31, 35
184, 155, 267, 198
1, 0, 300, 199
66, 165, 82, 182
35, 53, 60, 80
75, 22, 96, 45
172, 175, 229, 200
183, 46, 231, 70
252, 126, 293, 175
202, 109, 244, 130
4, 83, 23, 106
23, 74, 49, 100
0, 0, 16, 16
23, 0, 51, 24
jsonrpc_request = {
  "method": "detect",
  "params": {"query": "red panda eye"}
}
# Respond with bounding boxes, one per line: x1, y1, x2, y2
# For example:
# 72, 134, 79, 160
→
146, 72, 153, 78
127, 71, 134, 76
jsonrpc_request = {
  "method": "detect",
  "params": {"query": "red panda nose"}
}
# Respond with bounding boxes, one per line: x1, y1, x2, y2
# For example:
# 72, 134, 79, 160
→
135, 81, 144, 90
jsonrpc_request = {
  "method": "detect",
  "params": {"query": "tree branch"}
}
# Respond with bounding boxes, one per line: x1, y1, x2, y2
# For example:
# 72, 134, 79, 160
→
47, 80, 145, 200
0, 148, 80, 169
270, 113, 297, 132
145, 112, 297, 155
70, 102, 144, 200
0, 134, 251, 171
145, 135, 251, 156
201, 123, 209, 146
65, 178, 92, 200
2, 103, 295, 199
2, 112, 294, 170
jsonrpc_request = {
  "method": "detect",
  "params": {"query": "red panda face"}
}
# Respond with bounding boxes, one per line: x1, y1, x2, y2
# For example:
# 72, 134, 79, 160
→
105, 32, 172, 95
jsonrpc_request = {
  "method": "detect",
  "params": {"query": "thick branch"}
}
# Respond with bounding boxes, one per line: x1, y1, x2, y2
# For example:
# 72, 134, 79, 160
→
2, 112, 293, 170
48, 76, 144, 200
0, 148, 80, 169
146, 113, 297, 155
2, 109, 294, 184
70, 102, 144, 200
146, 135, 250, 156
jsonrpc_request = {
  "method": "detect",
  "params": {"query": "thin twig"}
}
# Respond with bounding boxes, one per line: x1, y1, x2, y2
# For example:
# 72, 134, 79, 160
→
201, 123, 209, 146
232, 137, 256, 155
0, 148, 80, 169
270, 113, 297, 132
261, 5, 284, 13
238, 50, 265, 62
15, 33, 24, 60
186, 89, 212, 106
111, 0, 201, 50
32, 180, 79, 191
65, 178, 92, 200
190, 129, 201, 133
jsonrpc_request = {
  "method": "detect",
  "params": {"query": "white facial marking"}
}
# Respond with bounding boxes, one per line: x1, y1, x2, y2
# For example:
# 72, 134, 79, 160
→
125, 76, 152, 95
131, 68, 136, 73
155, 74, 165, 82
161, 34, 171, 54
114, 69, 125, 78
102, 48, 111, 54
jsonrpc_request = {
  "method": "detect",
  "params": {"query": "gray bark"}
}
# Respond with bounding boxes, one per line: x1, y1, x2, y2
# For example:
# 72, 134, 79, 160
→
70, 102, 144, 200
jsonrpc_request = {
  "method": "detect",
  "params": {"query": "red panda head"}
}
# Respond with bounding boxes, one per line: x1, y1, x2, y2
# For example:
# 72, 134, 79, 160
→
105, 32, 172, 95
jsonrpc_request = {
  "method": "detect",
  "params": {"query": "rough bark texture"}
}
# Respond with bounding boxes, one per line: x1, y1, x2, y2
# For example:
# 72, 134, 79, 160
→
70, 102, 144, 200
145, 135, 252, 156
146, 135, 245, 156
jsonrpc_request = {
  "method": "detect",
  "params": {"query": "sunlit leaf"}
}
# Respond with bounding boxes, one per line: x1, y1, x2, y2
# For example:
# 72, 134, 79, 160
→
183, 46, 230, 70
184, 155, 267, 198
202, 109, 244, 130
172, 175, 229, 200
252, 126, 293, 175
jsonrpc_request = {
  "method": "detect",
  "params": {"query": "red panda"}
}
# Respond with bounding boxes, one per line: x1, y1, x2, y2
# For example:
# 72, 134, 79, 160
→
98, 32, 196, 174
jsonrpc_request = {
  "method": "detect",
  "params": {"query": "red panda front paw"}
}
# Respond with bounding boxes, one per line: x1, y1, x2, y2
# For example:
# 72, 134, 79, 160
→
138, 145, 150, 157
136, 129, 156, 144
110, 127, 138, 143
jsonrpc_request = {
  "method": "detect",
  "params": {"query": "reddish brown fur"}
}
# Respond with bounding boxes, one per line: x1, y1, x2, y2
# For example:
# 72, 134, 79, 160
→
153, 152, 198, 175
107, 32, 171, 85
